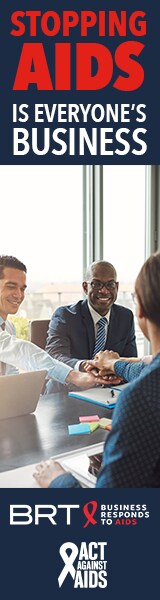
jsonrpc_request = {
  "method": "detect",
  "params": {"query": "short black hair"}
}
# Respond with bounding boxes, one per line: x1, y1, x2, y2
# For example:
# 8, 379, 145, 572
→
0, 256, 27, 279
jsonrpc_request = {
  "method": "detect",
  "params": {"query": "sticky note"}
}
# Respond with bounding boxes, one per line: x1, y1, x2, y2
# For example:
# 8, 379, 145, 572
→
88, 422, 100, 433
79, 415, 99, 422
99, 418, 112, 430
68, 423, 90, 435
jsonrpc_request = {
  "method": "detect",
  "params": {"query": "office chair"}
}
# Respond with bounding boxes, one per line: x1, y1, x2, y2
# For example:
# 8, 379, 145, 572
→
29, 319, 63, 394
29, 319, 50, 350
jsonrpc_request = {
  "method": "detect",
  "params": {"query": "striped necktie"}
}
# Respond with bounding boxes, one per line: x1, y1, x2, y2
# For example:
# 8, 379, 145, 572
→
92, 317, 107, 359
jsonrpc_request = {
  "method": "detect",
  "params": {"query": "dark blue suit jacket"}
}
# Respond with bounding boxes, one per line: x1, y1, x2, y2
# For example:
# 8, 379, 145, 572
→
45, 300, 137, 367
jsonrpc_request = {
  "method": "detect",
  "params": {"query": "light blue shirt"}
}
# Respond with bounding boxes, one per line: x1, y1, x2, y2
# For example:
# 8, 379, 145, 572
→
0, 329, 72, 384
0, 317, 19, 375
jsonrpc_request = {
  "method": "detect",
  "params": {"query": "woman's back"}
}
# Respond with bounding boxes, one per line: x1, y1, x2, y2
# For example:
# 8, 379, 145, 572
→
97, 353, 160, 488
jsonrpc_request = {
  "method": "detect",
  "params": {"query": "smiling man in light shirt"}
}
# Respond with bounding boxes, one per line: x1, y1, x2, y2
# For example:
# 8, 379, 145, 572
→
0, 255, 27, 376
45, 260, 137, 391
0, 255, 106, 389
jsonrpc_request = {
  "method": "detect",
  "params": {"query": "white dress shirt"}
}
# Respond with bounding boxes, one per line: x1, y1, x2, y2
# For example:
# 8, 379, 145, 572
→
88, 304, 110, 338
0, 318, 19, 376
0, 330, 72, 384
75, 304, 110, 370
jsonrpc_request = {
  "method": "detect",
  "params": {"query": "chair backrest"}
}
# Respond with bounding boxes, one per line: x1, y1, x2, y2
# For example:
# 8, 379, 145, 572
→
29, 319, 50, 350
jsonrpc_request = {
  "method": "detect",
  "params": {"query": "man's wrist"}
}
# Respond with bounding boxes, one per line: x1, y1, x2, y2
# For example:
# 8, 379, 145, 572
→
65, 370, 77, 384
113, 359, 124, 375
79, 361, 87, 372
105, 359, 117, 374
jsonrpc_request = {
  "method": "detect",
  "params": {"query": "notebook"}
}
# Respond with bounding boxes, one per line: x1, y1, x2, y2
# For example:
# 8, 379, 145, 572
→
68, 385, 126, 408
0, 370, 47, 419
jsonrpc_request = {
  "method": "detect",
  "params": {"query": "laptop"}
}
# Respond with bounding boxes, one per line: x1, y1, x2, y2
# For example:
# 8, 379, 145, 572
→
0, 370, 47, 420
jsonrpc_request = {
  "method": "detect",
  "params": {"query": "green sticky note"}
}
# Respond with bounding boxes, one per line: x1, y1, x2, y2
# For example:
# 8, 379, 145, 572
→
99, 418, 112, 430
88, 421, 100, 432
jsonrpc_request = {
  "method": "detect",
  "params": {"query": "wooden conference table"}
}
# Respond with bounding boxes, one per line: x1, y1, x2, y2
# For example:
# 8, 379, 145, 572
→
0, 390, 113, 473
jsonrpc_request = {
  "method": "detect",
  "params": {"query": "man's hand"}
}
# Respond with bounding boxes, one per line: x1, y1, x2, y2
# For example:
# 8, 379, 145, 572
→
83, 351, 120, 372
96, 373, 123, 385
92, 350, 120, 373
80, 362, 122, 385
66, 370, 109, 389
79, 360, 90, 372
81, 351, 122, 384
82, 360, 99, 374
33, 460, 66, 487
94, 350, 120, 365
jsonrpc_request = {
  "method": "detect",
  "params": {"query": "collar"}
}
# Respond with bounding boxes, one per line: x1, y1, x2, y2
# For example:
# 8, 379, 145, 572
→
88, 302, 110, 325
0, 316, 6, 326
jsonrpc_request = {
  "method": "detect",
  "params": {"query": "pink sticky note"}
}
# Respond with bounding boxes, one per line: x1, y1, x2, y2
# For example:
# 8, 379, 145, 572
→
79, 415, 99, 422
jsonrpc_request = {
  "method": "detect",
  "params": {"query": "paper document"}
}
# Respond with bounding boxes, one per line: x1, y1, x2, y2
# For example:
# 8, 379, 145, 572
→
68, 385, 123, 407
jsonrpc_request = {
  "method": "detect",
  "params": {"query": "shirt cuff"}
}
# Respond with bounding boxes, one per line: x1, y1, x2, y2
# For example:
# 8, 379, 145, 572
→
49, 473, 81, 488
48, 364, 72, 384
74, 360, 83, 371
114, 360, 129, 377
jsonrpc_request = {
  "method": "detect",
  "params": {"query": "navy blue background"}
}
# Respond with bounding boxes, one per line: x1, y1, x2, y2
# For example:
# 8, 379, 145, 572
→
0, 0, 159, 164
0, 488, 159, 598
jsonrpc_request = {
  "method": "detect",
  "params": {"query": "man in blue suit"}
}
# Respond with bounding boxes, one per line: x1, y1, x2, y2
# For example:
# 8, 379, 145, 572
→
45, 261, 137, 383
34, 251, 160, 488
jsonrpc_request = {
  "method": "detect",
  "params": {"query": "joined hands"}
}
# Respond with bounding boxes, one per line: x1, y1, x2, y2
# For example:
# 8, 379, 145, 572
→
81, 350, 123, 385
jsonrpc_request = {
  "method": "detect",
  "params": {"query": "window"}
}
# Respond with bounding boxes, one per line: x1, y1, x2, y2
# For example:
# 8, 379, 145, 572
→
1, 165, 83, 333
103, 165, 146, 356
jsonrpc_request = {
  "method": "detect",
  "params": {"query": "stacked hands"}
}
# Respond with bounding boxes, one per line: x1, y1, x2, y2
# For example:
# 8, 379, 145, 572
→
67, 350, 122, 389
81, 350, 122, 385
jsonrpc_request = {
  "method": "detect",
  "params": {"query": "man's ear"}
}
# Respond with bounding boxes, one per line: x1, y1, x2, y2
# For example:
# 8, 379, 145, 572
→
82, 281, 88, 295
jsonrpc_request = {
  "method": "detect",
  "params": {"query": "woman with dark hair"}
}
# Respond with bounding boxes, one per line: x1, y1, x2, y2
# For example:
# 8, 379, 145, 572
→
34, 252, 160, 488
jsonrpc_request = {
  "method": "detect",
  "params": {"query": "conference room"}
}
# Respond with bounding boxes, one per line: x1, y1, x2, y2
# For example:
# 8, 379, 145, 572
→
0, 164, 159, 487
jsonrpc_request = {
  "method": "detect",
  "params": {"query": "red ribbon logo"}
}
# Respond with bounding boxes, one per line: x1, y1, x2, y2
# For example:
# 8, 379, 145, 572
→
83, 501, 98, 528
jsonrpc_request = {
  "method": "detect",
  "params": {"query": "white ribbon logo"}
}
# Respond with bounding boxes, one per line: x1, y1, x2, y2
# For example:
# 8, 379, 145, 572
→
58, 542, 78, 587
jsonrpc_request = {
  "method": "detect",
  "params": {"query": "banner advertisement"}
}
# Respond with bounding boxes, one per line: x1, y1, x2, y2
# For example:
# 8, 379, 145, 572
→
0, 0, 159, 164
0, 2, 160, 598
0, 488, 159, 597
